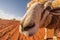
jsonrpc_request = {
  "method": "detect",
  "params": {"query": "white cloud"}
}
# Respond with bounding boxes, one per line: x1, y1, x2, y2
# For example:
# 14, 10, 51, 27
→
0, 10, 21, 20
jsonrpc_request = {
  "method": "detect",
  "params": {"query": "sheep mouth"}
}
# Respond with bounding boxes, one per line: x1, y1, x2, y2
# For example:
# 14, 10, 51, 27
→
22, 31, 34, 36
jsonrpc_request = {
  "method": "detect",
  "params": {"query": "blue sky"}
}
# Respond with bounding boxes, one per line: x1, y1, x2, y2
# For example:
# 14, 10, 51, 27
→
0, 0, 53, 19
0, 0, 30, 19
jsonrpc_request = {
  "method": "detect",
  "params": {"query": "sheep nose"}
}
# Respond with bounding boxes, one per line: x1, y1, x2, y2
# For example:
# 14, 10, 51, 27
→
23, 23, 35, 31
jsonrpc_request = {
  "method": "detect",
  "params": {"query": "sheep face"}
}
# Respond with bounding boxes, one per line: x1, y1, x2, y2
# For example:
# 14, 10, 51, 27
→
20, 3, 44, 36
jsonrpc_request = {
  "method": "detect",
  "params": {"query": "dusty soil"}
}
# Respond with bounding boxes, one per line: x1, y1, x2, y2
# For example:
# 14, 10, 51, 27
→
0, 20, 60, 40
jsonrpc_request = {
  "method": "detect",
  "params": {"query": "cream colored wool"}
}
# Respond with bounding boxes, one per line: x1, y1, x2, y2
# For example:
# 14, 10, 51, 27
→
52, 0, 60, 8
27, 0, 48, 10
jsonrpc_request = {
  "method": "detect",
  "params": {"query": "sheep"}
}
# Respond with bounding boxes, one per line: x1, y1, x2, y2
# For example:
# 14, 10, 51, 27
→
20, 0, 60, 40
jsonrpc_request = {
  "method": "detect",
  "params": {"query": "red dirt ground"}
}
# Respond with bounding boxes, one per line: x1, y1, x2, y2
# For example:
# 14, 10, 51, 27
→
0, 19, 60, 40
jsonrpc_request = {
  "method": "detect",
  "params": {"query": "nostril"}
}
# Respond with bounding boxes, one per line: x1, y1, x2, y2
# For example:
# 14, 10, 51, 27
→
20, 24, 25, 32
23, 23, 35, 31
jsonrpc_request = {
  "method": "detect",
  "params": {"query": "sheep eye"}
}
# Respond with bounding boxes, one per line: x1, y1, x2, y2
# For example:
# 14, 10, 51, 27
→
23, 23, 35, 31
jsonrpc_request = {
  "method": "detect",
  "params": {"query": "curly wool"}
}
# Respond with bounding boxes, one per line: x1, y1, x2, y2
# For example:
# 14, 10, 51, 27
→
27, 0, 48, 10
52, 0, 60, 8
